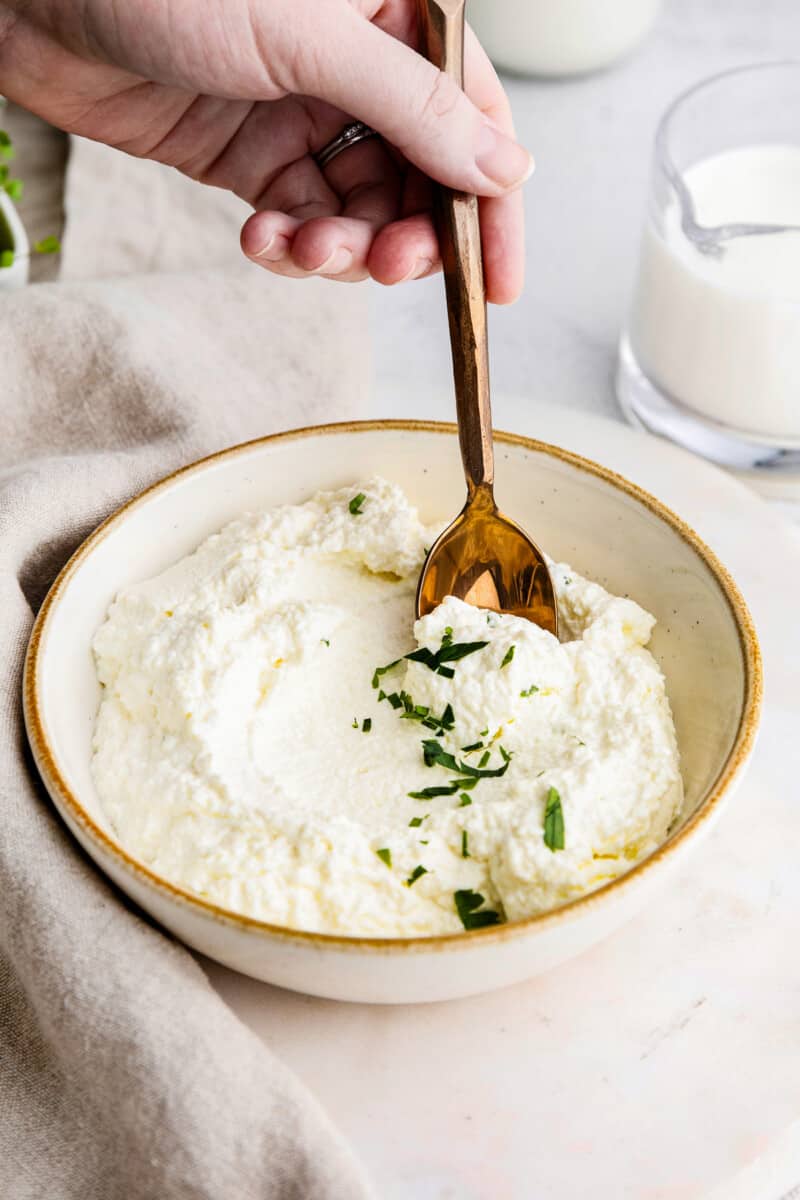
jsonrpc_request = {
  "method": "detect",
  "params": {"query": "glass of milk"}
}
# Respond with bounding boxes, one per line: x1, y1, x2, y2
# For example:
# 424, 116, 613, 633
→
468, 0, 662, 78
617, 63, 800, 489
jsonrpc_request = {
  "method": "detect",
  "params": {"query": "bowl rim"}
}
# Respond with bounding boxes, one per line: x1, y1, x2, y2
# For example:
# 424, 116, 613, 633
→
23, 419, 763, 954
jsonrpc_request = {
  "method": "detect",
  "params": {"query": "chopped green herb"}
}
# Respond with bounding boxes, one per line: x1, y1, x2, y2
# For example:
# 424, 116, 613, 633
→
320, 638, 330, 647
461, 830, 470, 858
3, 178, 22, 200
442, 626, 454, 647
362, 718, 372, 732
458, 793, 473, 807
499, 745, 511, 764
0, 249, 13, 268
461, 741, 484, 753
420, 738, 511, 782
386, 692, 403, 710
479, 728, 489, 737
351, 718, 358, 728
407, 865, 428, 887
405, 639, 488, 678
420, 839, 429, 845
348, 492, 366, 515
543, 786, 565, 851
33, 235, 61, 255
408, 783, 460, 800
500, 645, 515, 668
372, 659, 401, 689
409, 816, 425, 828
520, 684, 539, 698
458, 776, 479, 791
377, 689, 386, 701
454, 889, 500, 930
376, 848, 392, 868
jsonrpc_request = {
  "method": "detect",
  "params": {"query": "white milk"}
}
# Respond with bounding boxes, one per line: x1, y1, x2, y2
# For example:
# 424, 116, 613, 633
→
629, 145, 800, 443
468, 0, 662, 78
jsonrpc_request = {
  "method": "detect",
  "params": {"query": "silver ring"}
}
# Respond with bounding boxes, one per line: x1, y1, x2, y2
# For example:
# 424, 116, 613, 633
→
314, 121, 378, 169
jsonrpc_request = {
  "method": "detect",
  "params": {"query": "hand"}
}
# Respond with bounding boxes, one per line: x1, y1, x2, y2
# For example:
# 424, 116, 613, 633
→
0, 0, 531, 301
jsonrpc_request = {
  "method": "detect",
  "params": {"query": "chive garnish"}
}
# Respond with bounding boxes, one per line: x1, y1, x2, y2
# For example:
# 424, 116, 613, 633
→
543, 786, 565, 851
461, 741, 484, 753
405, 639, 488, 678
499, 745, 511, 764
458, 793, 472, 807
454, 889, 500, 929
386, 692, 403, 709
376, 848, 392, 867
362, 718, 372, 732
407, 865, 428, 887
408, 783, 460, 800
479, 728, 489, 737
461, 830, 470, 858
351, 718, 358, 728
321, 638, 330, 647
520, 684, 539, 697
372, 660, 401, 689
349, 493, 366, 515
409, 816, 425, 828
442, 626, 453, 647
500, 645, 515, 668
420, 738, 511, 781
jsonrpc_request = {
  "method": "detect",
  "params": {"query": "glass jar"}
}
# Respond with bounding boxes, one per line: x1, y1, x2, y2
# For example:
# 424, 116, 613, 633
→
617, 63, 800, 490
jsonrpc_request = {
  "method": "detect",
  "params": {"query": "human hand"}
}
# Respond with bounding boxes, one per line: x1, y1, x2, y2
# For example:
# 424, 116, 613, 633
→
0, 0, 531, 301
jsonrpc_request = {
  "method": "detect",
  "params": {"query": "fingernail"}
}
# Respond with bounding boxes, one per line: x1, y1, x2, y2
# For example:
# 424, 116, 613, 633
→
399, 257, 434, 283
475, 124, 535, 189
316, 247, 353, 276
255, 233, 289, 262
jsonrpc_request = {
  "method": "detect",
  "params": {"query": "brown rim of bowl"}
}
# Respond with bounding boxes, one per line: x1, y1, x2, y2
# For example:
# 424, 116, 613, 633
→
23, 420, 763, 954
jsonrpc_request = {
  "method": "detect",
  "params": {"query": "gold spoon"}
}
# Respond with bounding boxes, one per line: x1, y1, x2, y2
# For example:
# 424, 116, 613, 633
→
415, 0, 559, 636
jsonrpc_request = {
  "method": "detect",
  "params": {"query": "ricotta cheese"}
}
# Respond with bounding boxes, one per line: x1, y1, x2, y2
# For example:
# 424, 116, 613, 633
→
91, 478, 683, 937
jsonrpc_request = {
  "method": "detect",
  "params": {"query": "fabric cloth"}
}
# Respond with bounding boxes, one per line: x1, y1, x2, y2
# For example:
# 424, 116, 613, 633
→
0, 128, 374, 1200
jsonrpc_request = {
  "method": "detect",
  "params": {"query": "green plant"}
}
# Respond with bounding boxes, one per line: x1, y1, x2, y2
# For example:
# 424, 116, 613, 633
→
0, 123, 61, 269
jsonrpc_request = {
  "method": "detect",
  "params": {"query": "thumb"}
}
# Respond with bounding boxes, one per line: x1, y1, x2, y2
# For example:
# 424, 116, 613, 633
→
286, 8, 533, 197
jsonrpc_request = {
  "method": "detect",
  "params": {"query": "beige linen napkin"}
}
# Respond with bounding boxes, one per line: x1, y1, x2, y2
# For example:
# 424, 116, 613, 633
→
1, 125, 374, 1200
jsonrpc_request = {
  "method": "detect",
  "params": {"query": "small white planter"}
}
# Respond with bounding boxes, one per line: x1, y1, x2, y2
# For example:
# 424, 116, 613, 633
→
0, 188, 30, 290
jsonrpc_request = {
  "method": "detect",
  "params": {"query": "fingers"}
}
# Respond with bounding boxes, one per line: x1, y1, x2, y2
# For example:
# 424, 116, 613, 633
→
283, 5, 533, 199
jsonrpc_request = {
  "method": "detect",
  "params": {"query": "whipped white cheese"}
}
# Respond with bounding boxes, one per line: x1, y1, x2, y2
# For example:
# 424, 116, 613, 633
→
91, 478, 683, 937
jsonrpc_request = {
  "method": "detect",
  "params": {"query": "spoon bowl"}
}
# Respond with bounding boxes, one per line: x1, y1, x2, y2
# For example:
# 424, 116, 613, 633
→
416, 485, 558, 631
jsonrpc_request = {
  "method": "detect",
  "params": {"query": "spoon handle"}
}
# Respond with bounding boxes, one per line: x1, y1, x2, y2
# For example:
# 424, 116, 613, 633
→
417, 0, 494, 498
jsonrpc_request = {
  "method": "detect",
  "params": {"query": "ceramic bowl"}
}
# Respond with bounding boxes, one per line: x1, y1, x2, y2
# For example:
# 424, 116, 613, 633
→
23, 422, 762, 1003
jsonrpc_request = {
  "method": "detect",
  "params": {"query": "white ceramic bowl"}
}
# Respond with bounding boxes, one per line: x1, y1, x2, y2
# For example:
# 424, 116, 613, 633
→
24, 422, 762, 1003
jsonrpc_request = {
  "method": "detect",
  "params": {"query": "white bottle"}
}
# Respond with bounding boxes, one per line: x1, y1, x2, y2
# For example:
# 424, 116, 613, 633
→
468, 0, 662, 78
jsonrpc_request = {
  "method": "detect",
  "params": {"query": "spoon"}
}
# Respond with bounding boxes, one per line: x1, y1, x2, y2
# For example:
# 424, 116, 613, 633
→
415, 0, 559, 636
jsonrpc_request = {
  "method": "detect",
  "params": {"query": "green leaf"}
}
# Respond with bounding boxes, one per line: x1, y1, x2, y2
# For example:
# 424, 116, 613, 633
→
458, 793, 472, 807
520, 684, 539, 698
409, 816, 425, 828
500, 644, 515, 668
454, 889, 500, 929
406, 864, 428, 887
376, 848, 392, 868
461, 830, 470, 858
33, 236, 61, 255
543, 786, 565, 851
408, 783, 460, 800
348, 492, 366, 515
362, 718, 372, 732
